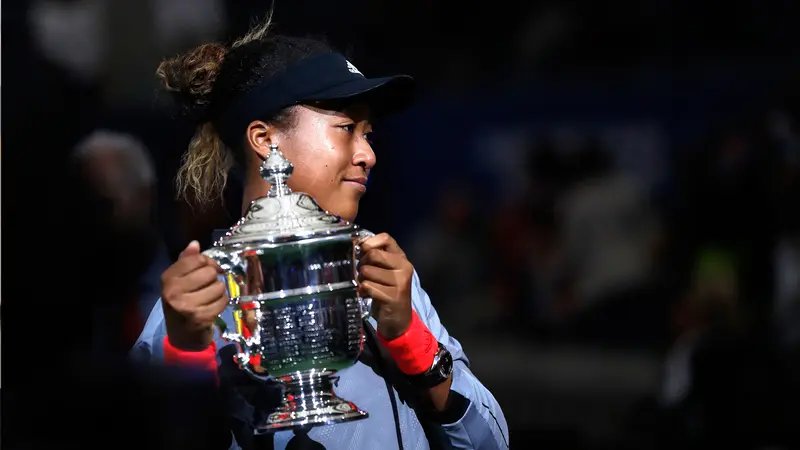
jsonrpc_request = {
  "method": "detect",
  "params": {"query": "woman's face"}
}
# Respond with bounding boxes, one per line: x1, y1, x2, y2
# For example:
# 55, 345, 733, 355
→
250, 103, 375, 222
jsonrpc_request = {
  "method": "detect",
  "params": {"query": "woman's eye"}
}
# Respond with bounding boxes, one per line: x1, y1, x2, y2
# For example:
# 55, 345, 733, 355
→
339, 124, 373, 144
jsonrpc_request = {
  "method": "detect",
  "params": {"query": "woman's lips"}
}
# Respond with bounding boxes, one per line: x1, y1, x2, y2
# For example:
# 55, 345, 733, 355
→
344, 177, 368, 193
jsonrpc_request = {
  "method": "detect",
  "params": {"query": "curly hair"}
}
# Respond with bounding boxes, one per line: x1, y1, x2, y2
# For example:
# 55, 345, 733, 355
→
156, 14, 334, 207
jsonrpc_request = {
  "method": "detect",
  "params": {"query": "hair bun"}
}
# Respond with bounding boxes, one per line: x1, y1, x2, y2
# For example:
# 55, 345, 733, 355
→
156, 43, 227, 123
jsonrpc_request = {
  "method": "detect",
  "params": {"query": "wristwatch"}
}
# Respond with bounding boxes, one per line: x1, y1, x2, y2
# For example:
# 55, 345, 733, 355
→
407, 343, 454, 388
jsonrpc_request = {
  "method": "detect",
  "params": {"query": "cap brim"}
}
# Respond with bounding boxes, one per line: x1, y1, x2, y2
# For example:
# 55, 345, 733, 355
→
304, 75, 415, 117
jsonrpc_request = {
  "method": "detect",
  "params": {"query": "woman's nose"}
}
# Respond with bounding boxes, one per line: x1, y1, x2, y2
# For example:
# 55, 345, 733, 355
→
352, 143, 376, 170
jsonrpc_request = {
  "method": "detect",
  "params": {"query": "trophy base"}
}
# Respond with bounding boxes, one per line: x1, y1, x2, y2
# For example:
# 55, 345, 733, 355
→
256, 369, 368, 433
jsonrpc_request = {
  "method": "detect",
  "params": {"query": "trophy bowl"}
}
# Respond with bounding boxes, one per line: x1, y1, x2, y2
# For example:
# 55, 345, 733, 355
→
203, 145, 373, 433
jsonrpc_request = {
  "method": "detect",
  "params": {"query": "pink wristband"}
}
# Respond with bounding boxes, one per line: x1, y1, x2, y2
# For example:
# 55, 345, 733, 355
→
377, 311, 438, 375
163, 336, 220, 386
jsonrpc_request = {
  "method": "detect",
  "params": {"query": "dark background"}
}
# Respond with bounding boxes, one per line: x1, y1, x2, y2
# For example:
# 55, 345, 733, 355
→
3, 0, 800, 448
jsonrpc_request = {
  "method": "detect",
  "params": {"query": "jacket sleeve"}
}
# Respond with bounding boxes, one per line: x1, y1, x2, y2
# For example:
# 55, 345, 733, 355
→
130, 299, 169, 363
411, 272, 510, 450
130, 300, 243, 450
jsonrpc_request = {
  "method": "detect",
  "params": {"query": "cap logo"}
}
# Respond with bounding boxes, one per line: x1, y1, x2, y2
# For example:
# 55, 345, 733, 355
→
346, 60, 363, 76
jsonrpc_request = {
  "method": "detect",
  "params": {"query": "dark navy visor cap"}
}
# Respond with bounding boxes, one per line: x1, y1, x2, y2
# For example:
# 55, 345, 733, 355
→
213, 52, 414, 148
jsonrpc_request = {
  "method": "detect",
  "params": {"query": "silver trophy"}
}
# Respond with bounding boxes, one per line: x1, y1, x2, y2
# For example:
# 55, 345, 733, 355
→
204, 144, 373, 432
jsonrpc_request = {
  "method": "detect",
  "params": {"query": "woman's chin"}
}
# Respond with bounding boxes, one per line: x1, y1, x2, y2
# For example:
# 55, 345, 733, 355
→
341, 210, 358, 223
332, 205, 358, 223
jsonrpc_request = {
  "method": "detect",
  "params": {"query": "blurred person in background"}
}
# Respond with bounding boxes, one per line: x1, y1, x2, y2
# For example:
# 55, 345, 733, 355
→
659, 249, 746, 412
640, 248, 797, 449
28, 0, 224, 109
678, 126, 779, 332
7, 129, 186, 449
557, 139, 664, 347
69, 130, 169, 356
132, 15, 507, 450
483, 138, 572, 335
9, 128, 226, 449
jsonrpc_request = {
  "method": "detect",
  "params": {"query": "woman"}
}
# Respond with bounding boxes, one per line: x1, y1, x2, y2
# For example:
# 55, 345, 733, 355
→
133, 16, 507, 450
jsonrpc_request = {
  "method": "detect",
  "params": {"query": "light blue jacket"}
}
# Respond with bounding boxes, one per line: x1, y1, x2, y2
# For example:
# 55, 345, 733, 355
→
132, 271, 508, 450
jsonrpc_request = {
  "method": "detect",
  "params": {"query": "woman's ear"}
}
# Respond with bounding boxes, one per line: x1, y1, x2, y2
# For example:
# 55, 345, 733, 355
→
245, 120, 279, 160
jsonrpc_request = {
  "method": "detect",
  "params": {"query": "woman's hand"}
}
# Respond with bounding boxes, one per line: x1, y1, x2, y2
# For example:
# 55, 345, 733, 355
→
357, 233, 415, 339
160, 241, 228, 350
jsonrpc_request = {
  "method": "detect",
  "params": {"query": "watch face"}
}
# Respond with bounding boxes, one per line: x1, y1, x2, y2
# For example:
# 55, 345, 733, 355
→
437, 349, 453, 378
409, 344, 453, 388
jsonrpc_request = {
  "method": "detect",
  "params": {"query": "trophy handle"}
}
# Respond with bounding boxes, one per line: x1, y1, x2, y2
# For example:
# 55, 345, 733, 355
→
355, 229, 375, 320
202, 248, 246, 277
203, 246, 245, 338
203, 248, 254, 371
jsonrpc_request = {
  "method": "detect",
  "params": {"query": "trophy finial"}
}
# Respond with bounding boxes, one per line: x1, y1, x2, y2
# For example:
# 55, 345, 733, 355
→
260, 144, 293, 197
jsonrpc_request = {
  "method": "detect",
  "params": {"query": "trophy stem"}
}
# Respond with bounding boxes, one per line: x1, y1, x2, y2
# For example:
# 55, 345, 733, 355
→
257, 369, 368, 433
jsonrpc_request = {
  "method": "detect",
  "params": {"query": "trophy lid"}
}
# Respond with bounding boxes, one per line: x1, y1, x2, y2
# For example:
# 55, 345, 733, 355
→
215, 145, 358, 246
